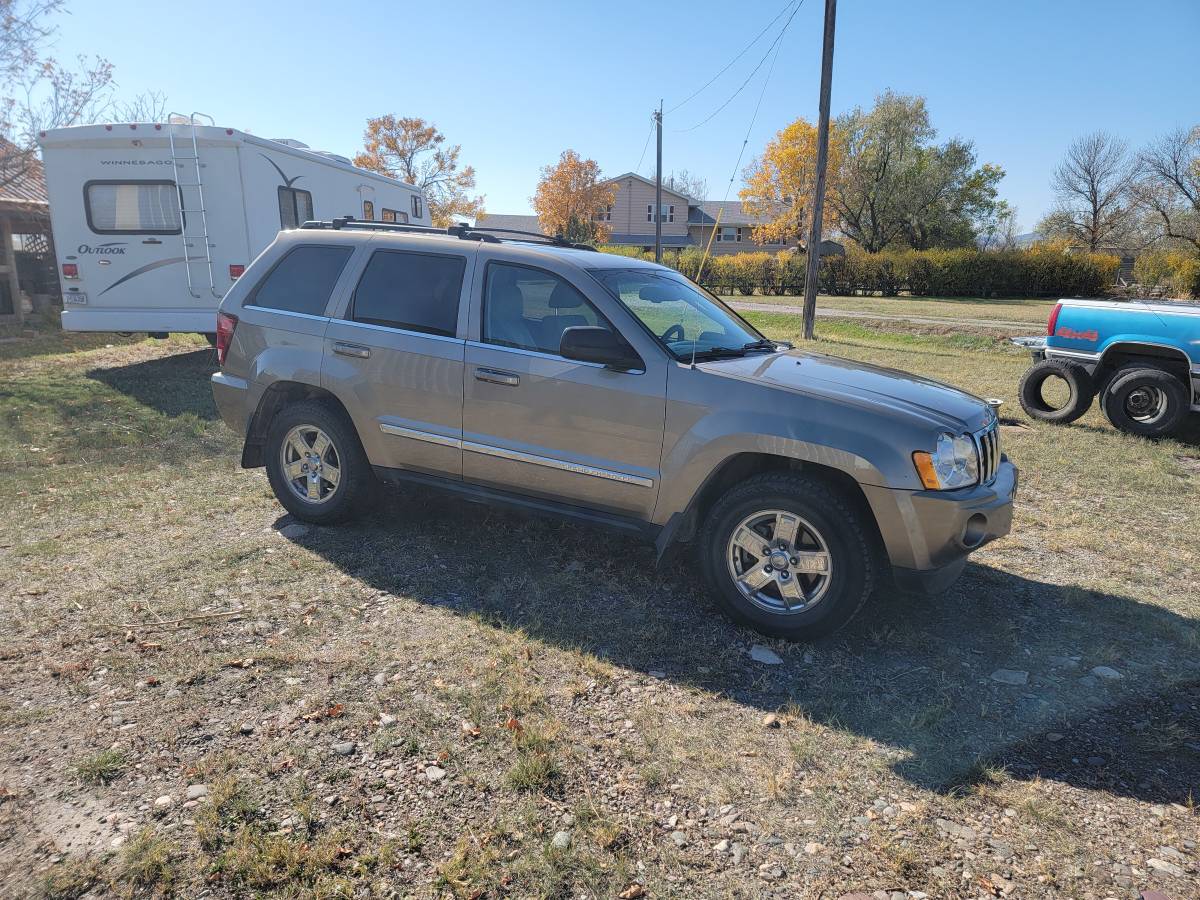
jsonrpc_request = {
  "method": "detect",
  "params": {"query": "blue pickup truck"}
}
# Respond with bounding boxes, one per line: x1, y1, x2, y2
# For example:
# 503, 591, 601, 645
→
1018, 299, 1200, 437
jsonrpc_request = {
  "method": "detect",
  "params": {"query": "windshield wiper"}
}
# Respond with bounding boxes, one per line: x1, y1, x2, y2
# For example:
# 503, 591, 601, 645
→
686, 346, 748, 361
742, 338, 785, 353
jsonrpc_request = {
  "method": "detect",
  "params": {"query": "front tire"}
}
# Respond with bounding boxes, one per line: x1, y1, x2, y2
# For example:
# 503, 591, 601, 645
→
698, 473, 876, 641
264, 401, 373, 525
1099, 365, 1189, 438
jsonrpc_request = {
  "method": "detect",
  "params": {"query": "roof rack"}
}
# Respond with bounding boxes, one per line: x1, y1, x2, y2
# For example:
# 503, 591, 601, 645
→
299, 217, 597, 251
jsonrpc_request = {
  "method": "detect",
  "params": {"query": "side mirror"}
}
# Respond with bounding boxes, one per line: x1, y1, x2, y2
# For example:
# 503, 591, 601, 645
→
559, 326, 642, 371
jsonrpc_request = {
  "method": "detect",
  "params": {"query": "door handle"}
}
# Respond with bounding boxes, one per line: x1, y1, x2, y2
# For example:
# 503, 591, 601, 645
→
333, 341, 371, 359
474, 367, 519, 387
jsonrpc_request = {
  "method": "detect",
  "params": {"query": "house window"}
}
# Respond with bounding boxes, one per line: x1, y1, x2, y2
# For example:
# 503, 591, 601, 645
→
647, 203, 675, 224
718, 226, 739, 243
85, 180, 182, 234
596, 204, 612, 223
278, 187, 314, 230
362, 200, 374, 221
411, 195, 423, 219
381, 208, 409, 224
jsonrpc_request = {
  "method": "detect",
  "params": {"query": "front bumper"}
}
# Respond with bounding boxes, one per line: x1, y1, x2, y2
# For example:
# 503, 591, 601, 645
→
863, 457, 1018, 579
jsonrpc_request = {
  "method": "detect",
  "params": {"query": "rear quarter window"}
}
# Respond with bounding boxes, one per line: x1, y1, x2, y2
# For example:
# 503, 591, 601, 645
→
246, 245, 353, 317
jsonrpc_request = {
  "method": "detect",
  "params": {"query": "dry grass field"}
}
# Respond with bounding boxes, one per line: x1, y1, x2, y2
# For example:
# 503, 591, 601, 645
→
1, 309, 1197, 899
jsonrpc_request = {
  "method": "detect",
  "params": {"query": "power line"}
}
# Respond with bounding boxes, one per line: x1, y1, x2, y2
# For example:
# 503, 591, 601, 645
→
673, 0, 805, 134
664, 0, 799, 116
633, 116, 656, 175
722, 10, 790, 202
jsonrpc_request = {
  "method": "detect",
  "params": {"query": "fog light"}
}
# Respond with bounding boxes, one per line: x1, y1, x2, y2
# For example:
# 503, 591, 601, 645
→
962, 514, 988, 548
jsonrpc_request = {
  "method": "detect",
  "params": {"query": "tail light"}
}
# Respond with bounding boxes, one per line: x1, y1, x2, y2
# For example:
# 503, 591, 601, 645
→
62, 263, 79, 278
215, 311, 238, 366
1046, 301, 1062, 336
229, 264, 245, 280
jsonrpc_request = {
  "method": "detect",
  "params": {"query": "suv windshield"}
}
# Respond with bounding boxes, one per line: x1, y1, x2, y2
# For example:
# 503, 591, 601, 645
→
589, 268, 775, 360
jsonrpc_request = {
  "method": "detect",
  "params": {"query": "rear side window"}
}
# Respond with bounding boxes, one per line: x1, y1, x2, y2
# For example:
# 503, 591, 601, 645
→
85, 181, 181, 234
278, 187, 314, 229
350, 250, 465, 337
248, 245, 352, 316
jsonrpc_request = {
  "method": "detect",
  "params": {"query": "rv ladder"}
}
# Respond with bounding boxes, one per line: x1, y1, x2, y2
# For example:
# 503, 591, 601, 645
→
168, 113, 222, 301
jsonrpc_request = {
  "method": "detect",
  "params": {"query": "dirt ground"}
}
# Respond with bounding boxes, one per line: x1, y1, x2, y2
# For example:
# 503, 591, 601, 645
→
0, 315, 1196, 899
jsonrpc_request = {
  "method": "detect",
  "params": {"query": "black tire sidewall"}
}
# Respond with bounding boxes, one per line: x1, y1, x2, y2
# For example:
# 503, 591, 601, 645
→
699, 474, 874, 641
1018, 360, 1094, 424
264, 402, 369, 524
1100, 367, 1188, 438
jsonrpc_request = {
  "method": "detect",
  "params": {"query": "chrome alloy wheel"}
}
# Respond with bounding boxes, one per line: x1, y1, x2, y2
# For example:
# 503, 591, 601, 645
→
1124, 385, 1167, 422
726, 509, 833, 614
280, 425, 341, 504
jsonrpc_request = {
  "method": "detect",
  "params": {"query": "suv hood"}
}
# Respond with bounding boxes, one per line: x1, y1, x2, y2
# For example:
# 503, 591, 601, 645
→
701, 349, 992, 432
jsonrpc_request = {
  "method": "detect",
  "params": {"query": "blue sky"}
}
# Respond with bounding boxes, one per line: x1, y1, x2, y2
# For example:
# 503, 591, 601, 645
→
51, 0, 1199, 231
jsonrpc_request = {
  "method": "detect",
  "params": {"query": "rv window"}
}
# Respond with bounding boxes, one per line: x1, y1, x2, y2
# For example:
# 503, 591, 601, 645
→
411, 195, 423, 219
349, 250, 465, 337
246, 245, 352, 317
277, 187, 314, 229
362, 200, 374, 221
84, 181, 181, 234
381, 208, 409, 224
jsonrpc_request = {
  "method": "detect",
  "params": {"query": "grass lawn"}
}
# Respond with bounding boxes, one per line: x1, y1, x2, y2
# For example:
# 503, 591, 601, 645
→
725, 293, 1058, 326
1, 318, 1197, 898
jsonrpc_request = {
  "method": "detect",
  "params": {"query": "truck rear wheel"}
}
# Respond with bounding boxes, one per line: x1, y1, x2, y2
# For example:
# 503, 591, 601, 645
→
1018, 359, 1094, 424
698, 472, 875, 641
1099, 365, 1189, 438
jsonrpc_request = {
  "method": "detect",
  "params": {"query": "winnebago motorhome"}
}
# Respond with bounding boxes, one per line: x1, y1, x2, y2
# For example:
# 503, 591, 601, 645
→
38, 115, 430, 334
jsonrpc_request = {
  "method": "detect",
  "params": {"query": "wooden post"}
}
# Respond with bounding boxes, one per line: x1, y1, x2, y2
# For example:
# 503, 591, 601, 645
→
0, 216, 23, 324
801, 0, 837, 341
654, 102, 663, 264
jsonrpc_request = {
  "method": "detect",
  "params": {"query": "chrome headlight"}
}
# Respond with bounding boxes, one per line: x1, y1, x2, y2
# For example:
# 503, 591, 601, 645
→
913, 432, 979, 490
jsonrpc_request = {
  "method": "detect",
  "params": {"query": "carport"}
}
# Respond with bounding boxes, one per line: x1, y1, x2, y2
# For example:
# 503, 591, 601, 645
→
0, 138, 55, 324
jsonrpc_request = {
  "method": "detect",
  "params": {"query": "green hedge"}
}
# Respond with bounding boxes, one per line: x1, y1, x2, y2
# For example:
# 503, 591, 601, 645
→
597, 245, 1121, 298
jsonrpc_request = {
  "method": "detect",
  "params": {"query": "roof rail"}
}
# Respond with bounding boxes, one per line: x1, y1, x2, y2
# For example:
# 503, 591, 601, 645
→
450, 224, 598, 252
298, 217, 597, 251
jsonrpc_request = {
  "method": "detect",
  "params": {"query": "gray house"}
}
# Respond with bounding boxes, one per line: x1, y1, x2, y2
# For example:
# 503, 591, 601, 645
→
480, 172, 801, 255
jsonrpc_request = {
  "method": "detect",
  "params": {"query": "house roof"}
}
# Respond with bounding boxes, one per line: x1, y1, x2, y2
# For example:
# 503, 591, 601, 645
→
688, 200, 780, 228
603, 172, 693, 204
476, 213, 543, 234
0, 138, 49, 210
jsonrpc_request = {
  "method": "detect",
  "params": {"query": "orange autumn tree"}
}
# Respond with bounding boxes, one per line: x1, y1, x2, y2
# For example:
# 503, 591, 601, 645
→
353, 115, 484, 227
532, 150, 618, 244
739, 117, 842, 246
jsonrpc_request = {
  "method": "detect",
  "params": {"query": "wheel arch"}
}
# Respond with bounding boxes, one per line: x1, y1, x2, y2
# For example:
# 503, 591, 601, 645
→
1096, 341, 1192, 385
655, 451, 884, 564
240, 381, 353, 468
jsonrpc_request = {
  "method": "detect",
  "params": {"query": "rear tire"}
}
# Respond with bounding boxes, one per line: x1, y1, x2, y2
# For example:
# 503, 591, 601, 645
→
698, 472, 876, 641
264, 401, 373, 525
1099, 365, 1188, 438
1018, 359, 1094, 424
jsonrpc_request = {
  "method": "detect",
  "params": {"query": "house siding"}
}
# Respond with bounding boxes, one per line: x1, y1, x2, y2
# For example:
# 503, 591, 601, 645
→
687, 225, 798, 254
605, 176, 690, 239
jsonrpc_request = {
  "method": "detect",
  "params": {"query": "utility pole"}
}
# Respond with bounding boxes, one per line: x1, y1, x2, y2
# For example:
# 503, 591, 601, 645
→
654, 101, 663, 264
801, 0, 836, 340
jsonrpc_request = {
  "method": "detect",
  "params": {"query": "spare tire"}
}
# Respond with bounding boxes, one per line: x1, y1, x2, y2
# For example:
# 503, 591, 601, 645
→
1018, 359, 1095, 424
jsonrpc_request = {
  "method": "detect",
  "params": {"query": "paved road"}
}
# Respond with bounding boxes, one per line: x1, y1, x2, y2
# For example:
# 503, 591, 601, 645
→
727, 300, 1036, 332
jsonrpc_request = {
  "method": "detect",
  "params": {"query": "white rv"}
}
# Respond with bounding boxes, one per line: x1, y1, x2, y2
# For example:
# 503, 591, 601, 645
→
38, 115, 430, 334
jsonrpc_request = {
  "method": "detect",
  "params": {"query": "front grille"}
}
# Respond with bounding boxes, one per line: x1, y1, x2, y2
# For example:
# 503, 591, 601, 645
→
974, 420, 1001, 484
